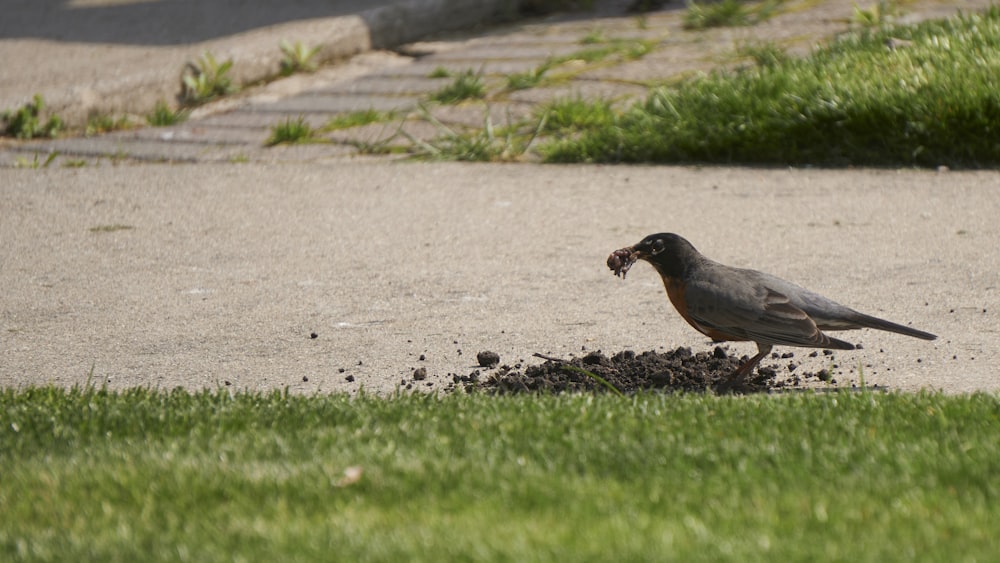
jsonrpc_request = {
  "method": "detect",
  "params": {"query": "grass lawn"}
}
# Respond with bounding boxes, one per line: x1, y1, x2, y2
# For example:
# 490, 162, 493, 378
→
3, 387, 999, 561
540, 7, 1000, 167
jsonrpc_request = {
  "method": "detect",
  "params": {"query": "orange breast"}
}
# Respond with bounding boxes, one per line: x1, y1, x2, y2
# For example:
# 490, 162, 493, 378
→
663, 277, 745, 342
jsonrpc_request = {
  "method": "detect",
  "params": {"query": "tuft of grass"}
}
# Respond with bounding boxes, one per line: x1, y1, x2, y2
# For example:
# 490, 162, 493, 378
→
62, 158, 88, 168
266, 116, 318, 146
181, 51, 237, 107
538, 97, 616, 134
403, 104, 545, 162
2, 387, 1000, 561
146, 100, 189, 127
85, 113, 133, 137
505, 64, 551, 90
429, 70, 486, 104
853, 0, 900, 27
553, 38, 656, 67
428, 66, 452, 78
13, 151, 59, 169
543, 7, 1000, 168
683, 0, 782, 30
279, 40, 321, 76
736, 40, 790, 67
322, 109, 396, 132
1, 94, 63, 139
504, 37, 656, 93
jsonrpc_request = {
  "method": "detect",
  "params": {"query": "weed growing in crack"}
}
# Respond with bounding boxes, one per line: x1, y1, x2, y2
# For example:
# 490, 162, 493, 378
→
430, 70, 486, 104
2, 95, 63, 139
13, 151, 59, 169
506, 64, 551, 90
683, 0, 782, 30
322, 109, 397, 132
279, 40, 321, 76
146, 101, 189, 127
86, 113, 133, 137
181, 52, 237, 106
266, 116, 318, 146
401, 104, 546, 162
428, 66, 452, 78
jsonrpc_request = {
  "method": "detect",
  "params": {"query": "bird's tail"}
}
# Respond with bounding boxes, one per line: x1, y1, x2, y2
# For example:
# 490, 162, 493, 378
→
823, 334, 857, 350
852, 313, 937, 341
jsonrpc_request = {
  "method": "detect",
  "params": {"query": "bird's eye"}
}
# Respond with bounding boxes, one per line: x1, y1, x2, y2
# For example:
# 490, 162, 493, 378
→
651, 240, 665, 254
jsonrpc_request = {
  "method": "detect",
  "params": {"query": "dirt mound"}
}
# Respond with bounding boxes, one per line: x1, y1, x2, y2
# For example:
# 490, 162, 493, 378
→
453, 347, 832, 394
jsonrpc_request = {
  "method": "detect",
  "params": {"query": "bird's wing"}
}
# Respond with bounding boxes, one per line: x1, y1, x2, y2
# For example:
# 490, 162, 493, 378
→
684, 277, 848, 349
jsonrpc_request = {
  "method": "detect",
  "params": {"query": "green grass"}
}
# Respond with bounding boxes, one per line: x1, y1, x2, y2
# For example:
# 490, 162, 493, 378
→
735, 40, 790, 68
538, 97, 616, 134
428, 66, 452, 78
683, 0, 783, 30
504, 37, 655, 92
402, 105, 544, 162
85, 113, 133, 137
146, 101, 189, 127
2, 386, 999, 561
543, 7, 1000, 168
322, 109, 396, 131
266, 116, 318, 146
429, 70, 486, 104
12, 151, 59, 169
506, 64, 551, 90
1, 94, 63, 139
279, 40, 321, 76
853, 0, 901, 27
181, 51, 237, 107
555, 38, 656, 65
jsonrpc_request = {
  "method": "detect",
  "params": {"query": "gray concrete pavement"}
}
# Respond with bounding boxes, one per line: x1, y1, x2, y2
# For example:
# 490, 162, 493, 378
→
2, 164, 997, 394
0, 0, 520, 127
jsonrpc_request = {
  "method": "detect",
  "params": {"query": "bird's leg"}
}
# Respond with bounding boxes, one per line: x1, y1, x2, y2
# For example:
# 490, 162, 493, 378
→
718, 343, 772, 393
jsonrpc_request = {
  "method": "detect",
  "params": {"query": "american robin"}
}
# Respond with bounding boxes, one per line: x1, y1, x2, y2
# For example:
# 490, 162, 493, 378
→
608, 233, 937, 387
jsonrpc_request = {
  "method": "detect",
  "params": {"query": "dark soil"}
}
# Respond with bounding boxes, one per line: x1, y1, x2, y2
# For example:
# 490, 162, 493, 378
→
450, 346, 835, 395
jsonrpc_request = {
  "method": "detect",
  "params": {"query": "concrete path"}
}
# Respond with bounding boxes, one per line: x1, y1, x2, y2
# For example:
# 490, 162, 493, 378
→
3, 164, 997, 394
0, 0, 519, 128
2, 0, 997, 394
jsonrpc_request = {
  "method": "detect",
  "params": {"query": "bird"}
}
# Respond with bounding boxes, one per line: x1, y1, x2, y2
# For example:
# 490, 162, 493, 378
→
607, 233, 937, 389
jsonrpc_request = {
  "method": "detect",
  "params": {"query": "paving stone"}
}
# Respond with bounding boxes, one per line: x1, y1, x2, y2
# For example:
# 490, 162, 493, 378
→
119, 125, 271, 146
257, 94, 421, 114
427, 102, 537, 128
373, 59, 546, 77
425, 44, 584, 61
506, 81, 649, 104
312, 76, 450, 96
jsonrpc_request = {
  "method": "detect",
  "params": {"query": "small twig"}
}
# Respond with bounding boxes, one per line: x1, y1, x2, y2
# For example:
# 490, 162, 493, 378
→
532, 352, 566, 362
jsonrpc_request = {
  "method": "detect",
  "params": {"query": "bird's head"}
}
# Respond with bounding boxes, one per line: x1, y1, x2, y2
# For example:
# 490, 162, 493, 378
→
609, 233, 699, 279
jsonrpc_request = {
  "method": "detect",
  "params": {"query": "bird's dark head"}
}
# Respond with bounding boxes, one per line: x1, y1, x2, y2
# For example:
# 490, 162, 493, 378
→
630, 233, 700, 278
608, 233, 702, 279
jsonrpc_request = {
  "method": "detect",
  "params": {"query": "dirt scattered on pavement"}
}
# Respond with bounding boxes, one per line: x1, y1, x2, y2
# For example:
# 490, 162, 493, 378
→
443, 347, 841, 395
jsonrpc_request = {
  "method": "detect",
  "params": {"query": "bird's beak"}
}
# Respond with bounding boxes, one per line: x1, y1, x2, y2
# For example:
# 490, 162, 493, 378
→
629, 243, 650, 260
